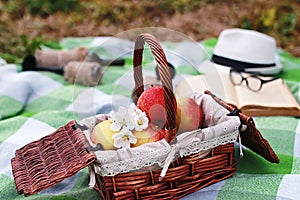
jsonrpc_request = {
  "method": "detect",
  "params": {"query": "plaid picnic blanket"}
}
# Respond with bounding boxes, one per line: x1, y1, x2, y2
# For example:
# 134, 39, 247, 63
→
1, 36, 300, 200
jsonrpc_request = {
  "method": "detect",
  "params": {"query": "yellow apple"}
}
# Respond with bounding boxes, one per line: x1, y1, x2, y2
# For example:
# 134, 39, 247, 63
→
90, 120, 117, 150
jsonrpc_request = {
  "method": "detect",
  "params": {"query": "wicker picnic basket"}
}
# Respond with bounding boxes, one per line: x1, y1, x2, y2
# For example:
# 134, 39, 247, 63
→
11, 33, 243, 199
87, 33, 239, 200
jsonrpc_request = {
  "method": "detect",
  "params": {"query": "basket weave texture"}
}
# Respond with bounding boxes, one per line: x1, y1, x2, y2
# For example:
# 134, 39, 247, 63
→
94, 143, 235, 200
11, 120, 96, 197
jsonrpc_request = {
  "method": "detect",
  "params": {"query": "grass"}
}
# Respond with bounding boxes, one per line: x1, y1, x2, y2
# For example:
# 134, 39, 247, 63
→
0, 0, 299, 64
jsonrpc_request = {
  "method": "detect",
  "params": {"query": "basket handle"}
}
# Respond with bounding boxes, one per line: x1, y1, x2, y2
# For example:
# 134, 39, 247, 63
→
133, 33, 177, 143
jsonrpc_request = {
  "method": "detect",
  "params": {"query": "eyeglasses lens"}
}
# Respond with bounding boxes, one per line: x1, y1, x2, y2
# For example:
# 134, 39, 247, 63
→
230, 71, 243, 85
246, 76, 262, 91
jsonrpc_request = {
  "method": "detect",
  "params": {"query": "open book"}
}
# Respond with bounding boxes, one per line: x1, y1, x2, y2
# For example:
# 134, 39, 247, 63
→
175, 67, 300, 117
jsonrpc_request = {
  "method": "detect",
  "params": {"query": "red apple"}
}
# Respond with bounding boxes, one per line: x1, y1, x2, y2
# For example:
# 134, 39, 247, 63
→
176, 96, 203, 134
132, 124, 166, 147
137, 86, 176, 129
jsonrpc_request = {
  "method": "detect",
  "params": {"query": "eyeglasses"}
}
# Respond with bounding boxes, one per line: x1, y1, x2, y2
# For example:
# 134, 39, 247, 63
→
229, 69, 280, 92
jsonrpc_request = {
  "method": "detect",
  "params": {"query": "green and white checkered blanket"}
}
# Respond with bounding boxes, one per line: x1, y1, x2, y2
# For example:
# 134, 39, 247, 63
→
1, 36, 300, 200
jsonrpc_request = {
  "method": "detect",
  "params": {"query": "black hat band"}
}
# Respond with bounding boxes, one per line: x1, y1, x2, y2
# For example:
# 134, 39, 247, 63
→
211, 54, 276, 70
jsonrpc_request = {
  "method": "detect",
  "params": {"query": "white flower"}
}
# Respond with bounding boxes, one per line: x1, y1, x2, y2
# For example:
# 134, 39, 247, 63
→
108, 104, 149, 149
112, 130, 137, 149
128, 103, 142, 117
128, 103, 149, 131
133, 114, 149, 131
109, 106, 134, 131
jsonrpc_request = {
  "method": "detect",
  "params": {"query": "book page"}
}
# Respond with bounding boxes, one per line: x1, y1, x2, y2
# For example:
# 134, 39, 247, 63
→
235, 78, 300, 111
176, 64, 300, 116
175, 68, 238, 105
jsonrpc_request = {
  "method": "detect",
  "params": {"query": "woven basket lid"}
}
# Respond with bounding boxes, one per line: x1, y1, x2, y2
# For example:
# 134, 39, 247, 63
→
11, 120, 96, 197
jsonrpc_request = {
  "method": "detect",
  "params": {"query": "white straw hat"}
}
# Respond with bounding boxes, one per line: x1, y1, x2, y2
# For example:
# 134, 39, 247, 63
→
209, 28, 282, 75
